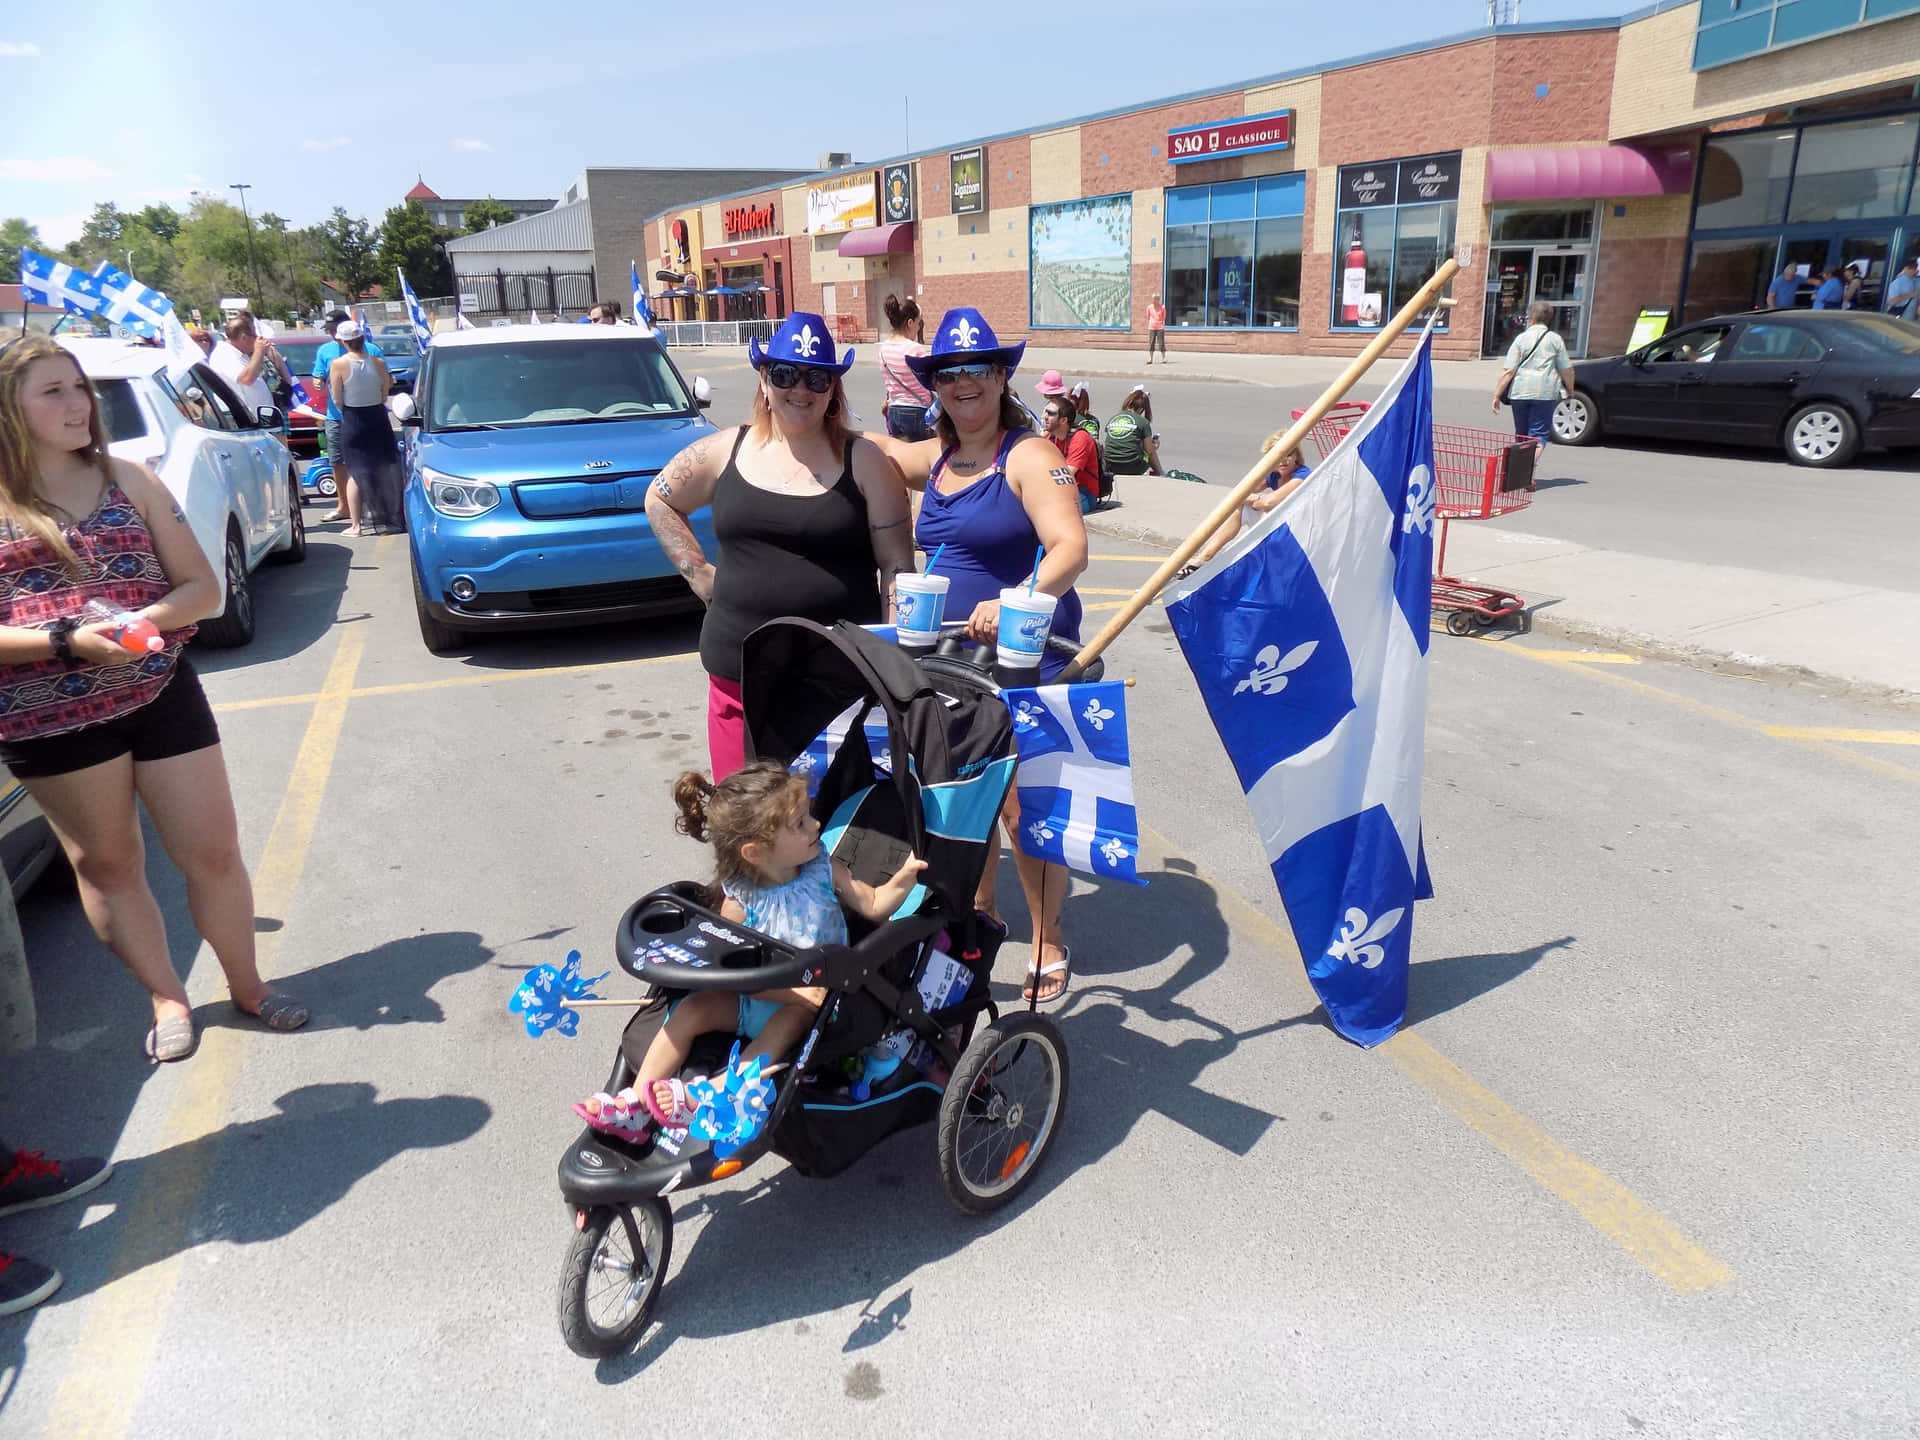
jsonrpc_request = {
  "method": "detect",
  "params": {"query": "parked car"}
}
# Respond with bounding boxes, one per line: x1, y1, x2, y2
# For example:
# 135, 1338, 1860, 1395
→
1553, 310, 1920, 468
268, 331, 329, 456
0, 767, 60, 900
62, 337, 307, 647
396, 326, 717, 653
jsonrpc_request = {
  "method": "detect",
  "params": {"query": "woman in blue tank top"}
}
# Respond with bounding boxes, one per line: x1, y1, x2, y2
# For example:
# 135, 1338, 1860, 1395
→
873, 307, 1088, 1005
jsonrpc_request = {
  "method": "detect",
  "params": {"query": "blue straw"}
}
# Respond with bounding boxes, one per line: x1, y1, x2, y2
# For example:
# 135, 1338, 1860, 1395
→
1028, 543, 1044, 596
926, 543, 945, 575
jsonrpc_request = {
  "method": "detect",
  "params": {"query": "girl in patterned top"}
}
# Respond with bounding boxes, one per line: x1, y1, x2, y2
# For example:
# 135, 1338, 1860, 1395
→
0, 334, 308, 1064
574, 763, 925, 1137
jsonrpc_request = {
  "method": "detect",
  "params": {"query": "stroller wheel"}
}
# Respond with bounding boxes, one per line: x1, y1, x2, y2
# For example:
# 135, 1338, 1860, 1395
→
937, 1012, 1069, 1215
557, 1199, 673, 1358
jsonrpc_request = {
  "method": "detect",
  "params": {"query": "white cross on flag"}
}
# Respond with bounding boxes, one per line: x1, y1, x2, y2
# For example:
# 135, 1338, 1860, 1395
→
1164, 322, 1439, 1046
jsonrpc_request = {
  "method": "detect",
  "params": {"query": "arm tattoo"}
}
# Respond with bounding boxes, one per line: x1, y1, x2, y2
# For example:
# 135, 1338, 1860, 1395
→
652, 476, 672, 500
654, 447, 698, 506
1048, 466, 1076, 487
169, 500, 188, 526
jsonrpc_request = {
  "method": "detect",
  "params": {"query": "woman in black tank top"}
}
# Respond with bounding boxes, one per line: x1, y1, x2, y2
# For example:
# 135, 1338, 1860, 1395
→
643, 313, 913, 778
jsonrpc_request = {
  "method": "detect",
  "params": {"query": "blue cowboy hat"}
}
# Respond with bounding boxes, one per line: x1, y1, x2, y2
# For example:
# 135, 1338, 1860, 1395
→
904, 306, 1026, 383
747, 311, 854, 374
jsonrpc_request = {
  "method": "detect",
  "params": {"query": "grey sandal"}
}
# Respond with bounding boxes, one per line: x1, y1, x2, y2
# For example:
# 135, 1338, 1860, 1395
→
245, 992, 310, 1032
144, 1015, 198, 1063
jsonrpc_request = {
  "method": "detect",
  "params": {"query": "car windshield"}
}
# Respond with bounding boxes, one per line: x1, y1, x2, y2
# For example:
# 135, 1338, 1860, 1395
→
1832, 315, 1920, 355
91, 378, 150, 444
276, 340, 325, 375
427, 339, 693, 430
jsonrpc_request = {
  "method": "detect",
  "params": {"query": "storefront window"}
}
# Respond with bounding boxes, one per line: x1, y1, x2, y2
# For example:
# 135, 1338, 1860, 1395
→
1491, 207, 1596, 243
1694, 131, 1797, 229
1331, 152, 1460, 329
1785, 115, 1919, 222
1162, 174, 1305, 329
1684, 235, 1779, 317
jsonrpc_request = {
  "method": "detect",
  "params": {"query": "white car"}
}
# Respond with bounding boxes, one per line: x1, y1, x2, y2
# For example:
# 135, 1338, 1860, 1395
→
60, 337, 305, 647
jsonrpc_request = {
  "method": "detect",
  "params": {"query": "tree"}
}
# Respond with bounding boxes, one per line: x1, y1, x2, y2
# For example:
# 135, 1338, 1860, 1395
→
463, 196, 516, 234
314, 206, 382, 300
133, 204, 182, 245
0, 217, 42, 256
379, 201, 454, 298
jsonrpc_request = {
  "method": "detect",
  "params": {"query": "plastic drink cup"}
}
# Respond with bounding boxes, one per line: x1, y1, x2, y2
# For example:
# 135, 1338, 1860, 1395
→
995, 587, 1058, 670
894, 572, 950, 647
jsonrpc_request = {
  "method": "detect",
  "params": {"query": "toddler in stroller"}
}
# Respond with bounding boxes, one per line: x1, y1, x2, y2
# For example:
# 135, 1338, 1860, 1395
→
572, 762, 927, 1138
553, 618, 1073, 1358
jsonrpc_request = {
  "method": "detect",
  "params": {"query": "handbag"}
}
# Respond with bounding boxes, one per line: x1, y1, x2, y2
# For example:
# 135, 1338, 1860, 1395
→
1496, 328, 1550, 404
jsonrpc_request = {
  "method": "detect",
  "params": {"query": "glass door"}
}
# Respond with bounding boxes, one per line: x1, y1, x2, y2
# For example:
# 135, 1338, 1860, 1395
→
1532, 250, 1589, 355
1835, 234, 1892, 309
1482, 247, 1533, 356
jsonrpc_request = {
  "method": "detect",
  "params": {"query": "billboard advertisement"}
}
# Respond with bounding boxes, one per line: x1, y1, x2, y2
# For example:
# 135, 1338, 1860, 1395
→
949, 147, 987, 216
1030, 193, 1133, 329
807, 173, 877, 234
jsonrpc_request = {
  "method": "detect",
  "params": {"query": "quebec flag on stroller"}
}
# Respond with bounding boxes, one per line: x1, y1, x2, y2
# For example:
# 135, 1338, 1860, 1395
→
999, 682, 1144, 886
1164, 321, 1440, 1047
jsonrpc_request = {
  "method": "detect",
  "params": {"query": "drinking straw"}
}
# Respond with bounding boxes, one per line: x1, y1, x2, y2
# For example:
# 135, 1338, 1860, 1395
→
1028, 543, 1043, 596
926, 543, 945, 574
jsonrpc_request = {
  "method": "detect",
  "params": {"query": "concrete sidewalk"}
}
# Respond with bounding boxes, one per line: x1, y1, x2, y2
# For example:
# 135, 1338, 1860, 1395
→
1020, 344, 1508, 392
1085, 474, 1920, 701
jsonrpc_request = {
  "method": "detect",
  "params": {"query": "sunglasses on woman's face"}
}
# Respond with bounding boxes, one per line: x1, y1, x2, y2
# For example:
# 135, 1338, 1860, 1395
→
930, 362, 999, 388
764, 363, 835, 394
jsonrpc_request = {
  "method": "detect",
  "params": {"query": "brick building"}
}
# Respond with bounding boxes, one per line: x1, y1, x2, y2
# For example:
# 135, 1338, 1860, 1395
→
647, 0, 1920, 359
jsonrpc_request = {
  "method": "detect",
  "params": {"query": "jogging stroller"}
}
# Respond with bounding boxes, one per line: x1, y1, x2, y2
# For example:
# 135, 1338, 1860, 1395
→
553, 618, 1071, 1358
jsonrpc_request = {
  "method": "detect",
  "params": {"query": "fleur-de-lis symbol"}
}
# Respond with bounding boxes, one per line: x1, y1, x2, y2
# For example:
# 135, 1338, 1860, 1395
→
1027, 819, 1056, 846
1326, 906, 1405, 970
1404, 464, 1436, 536
950, 316, 981, 349
791, 751, 816, 774
1100, 835, 1129, 866
1233, 640, 1318, 696
1081, 696, 1115, 731
1012, 700, 1043, 731
791, 324, 822, 358
873, 747, 892, 771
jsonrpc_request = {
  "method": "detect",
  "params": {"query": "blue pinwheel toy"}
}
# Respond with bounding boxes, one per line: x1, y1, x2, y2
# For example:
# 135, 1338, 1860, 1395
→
509, 950, 610, 1038
684, 1043, 777, 1159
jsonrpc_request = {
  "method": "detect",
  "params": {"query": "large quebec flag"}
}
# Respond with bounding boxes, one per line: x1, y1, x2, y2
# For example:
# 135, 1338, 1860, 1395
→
91, 261, 174, 339
1164, 323, 1439, 1046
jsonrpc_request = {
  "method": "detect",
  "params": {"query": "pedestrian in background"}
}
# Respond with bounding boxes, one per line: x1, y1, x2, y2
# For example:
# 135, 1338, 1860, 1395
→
311, 312, 384, 529
1766, 263, 1800, 311
1811, 268, 1845, 310
1886, 258, 1919, 320
588, 300, 622, 324
325, 323, 403, 536
1103, 385, 1162, 481
0, 334, 308, 1064
1146, 292, 1167, 363
878, 294, 933, 442
1493, 301, 1576, 447
1841, 262, 1866, 309
209, 314, 286, 424
1042, 394, 1101, 514
644, 312, 912, 780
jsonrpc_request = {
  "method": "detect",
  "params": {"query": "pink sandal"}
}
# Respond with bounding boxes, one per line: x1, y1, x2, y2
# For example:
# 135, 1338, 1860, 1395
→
571, 1091, 650, 1139
643, 1077, 701, 1129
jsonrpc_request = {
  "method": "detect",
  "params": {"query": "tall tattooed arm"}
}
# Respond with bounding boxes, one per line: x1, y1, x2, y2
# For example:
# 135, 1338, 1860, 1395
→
645, 432, 727, 605
852, 437, 916, 620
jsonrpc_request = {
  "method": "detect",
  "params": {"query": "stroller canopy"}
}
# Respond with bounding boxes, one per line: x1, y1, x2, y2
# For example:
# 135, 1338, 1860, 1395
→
741, 620, 1016, 916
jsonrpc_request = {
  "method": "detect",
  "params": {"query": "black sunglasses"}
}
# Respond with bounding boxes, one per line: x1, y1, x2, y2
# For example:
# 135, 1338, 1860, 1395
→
763, 363, 835, 394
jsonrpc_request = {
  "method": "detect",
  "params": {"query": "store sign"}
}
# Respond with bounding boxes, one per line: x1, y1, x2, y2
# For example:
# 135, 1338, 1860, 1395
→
1337, 152, 1464, 210
723, 202, 775, 237
950, 147, 987, 216
882, 163, 915, 224
1166, 109, 1293, 165
806, 172, 877, 234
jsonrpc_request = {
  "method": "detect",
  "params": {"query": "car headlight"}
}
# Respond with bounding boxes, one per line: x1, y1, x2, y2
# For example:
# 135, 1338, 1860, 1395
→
421, 466, 500, 518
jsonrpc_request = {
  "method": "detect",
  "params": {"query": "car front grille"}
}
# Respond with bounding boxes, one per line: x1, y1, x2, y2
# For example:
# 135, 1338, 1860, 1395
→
524, 576, 692, 612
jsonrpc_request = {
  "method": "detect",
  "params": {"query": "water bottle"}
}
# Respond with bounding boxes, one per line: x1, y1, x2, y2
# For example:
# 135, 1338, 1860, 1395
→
82, 600, 164, 654
849, 939, 974, 1100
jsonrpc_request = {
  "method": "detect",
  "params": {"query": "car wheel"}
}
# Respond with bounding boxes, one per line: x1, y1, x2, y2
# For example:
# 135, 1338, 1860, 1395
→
1553, 391, 1601, 446
411, 551, 466, 655
270, 468, 307, 565
196, 525, 255, 648
1784, 403, 1859, 468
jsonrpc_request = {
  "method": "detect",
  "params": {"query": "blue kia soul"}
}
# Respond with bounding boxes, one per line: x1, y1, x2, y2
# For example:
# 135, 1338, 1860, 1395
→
396, 326, 717, 653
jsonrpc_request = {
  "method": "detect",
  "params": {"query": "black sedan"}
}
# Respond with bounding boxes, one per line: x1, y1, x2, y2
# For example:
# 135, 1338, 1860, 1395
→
1552, 310, 1920, 468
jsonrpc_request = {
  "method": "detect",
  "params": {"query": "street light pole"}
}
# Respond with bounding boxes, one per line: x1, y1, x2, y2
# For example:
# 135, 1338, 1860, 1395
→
230, 183, 264, 309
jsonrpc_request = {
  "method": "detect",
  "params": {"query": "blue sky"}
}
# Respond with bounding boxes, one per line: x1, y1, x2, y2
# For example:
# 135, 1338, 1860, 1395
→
3, 0, 1617, 244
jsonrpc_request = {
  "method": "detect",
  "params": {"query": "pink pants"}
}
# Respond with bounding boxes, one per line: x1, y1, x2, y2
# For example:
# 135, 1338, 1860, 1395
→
706, 674, 746, 781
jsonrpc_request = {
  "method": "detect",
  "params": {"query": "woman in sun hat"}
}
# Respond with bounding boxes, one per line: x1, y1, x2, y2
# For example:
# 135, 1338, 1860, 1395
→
870, 306, 1088, 1005
645, 312, 913, 780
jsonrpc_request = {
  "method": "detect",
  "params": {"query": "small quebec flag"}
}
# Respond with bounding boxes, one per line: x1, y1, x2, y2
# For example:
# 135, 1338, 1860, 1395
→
1164, 320, 1440, 1046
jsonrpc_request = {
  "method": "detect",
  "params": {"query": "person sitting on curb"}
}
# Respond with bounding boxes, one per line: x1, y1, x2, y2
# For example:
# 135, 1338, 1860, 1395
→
1176, 429, 1311, 578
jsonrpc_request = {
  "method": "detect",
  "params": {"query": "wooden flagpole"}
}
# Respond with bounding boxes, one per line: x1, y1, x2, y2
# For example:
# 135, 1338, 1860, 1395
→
1059, 258, 1461, 682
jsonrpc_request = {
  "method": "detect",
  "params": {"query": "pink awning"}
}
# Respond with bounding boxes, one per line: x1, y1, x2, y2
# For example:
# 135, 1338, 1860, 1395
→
836, 222, 915, 258
1485, 146, 1693, 202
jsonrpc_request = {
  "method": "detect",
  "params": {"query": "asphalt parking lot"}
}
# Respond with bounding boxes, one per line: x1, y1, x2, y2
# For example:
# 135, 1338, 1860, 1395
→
2, 361, 1917, 1437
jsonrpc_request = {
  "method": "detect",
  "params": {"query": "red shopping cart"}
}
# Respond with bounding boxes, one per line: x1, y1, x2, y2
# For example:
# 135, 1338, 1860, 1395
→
1290, 404, 1539, 635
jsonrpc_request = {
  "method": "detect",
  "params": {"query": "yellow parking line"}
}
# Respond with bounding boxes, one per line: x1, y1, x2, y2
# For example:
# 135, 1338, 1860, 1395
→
1495, 647, 1640, 664
46, 626, 368, 1440
1762, 725, 1920, 746
1141, 821, 1735, 1294
212, 648, 700, 714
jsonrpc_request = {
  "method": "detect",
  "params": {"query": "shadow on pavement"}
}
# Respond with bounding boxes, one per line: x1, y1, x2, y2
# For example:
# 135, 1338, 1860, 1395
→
592, 857, 1299, 1381
426, 613, 706, 674
191, 537, 358, 677
267, 929, 497, 1033
1403, 935, 1575, 1028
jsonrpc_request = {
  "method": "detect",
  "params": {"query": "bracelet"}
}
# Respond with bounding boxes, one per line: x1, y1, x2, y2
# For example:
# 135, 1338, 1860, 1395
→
47, 617, 79, 668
